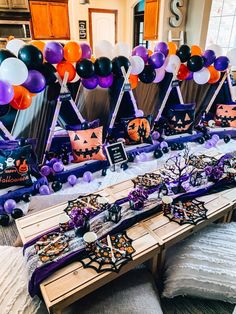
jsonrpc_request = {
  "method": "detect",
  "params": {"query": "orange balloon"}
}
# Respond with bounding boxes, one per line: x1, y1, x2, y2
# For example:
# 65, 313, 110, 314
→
167, 42, 177, 55
129, 74, 138, 89
31, 40, 45, 54
148, 49, 153, 57
10, 86, 32, 110
90, 55, 96, 63
191, 45, 202, 56
208, 65, 221, 84
64, 41, 82, 62
56, 61, 76, 82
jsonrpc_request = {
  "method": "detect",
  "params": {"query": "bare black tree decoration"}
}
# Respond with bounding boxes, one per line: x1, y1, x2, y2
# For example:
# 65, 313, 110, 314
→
160, 146, 195, 194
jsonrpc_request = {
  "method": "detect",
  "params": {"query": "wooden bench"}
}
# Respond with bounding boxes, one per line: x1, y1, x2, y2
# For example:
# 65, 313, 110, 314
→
16, 182, 236, 314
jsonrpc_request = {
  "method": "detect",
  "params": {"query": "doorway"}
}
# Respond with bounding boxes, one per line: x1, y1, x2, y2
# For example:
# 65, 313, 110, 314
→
88, 9, 117, 50
133, 0, 150, 48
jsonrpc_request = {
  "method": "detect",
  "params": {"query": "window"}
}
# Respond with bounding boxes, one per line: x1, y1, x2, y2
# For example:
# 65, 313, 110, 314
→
133, 0, 150, 48
206, 0, 236, 55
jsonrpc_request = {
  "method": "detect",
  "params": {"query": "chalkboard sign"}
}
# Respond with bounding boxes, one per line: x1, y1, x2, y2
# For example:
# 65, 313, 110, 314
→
105, 142, 128, 166
79, 20, 87, 39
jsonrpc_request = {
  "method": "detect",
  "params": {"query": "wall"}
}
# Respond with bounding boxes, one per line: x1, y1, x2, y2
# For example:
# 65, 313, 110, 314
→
68, 0, 126, 44
185, 0, 212, 48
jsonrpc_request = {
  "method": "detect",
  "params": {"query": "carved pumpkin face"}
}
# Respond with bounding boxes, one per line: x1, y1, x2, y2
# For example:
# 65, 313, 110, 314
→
215, 104, 236, 127
68, 126, 106, 163
126, 117, 151, 143
168, 109, 194, 133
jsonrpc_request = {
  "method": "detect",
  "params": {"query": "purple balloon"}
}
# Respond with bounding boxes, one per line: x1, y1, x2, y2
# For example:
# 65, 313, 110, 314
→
82, 76, 98, 89
139, 152, 148, 162
212, 134, 220, 142
80, 43, 92, 60
154, 42, 169, 57
40, 165, 51, 176
203, 49, 216, 67
44, 42, 64, 64
98, 74, 113, 88
39, 185, 50, 195
0, 80, 14, 105
151, 131, 160, 141
23, 70, 46, 93
67, 174, 77, 186
148, 52, 165, 69
132, 46, 148, 63
53, 161, 64, 173
160, 141, 168, 149
186, 71, 193, 80
48, 158, 59, 166
83, 171, 93, 183
204, 140, 214, 149
135, 109, 144, 117
4, 199, 16, 214
214, 56, 229, 71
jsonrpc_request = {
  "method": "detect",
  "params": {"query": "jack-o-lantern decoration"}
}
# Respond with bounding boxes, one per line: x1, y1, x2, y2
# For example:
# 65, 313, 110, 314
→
167, 106, 194, 134
124, 116, 152, 144
215, 104, 236, 128
68, 126, 106, 163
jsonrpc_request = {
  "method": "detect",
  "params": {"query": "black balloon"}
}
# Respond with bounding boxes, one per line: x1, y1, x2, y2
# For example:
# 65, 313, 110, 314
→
0, 104, 10, 117
39, 62, 57, 85
11, 208, 23, 219
52, 181, 62, 192
112, 56, 131, 76
76, 59, 95, 78
187, 55, 204, 72
22, 193, 31, 203
18, 45, 43, 69
0, 49, 16, 65
176, 45, 191, 62
138, 65, 156, 83
0, 213, 10, 226
94, 57, 112, 77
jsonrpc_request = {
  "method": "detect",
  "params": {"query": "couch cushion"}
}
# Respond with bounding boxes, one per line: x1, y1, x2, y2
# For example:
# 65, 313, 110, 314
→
162, 223, 236, 304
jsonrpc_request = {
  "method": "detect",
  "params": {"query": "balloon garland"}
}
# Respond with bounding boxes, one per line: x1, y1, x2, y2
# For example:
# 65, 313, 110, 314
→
0, 39, 235, 110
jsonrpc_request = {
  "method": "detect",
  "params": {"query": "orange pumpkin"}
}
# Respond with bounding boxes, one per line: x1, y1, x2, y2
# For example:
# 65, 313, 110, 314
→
127, 117, 151, 143
215, 104, 236, 127
68, 126, 106, 163
18, 160, 28, 173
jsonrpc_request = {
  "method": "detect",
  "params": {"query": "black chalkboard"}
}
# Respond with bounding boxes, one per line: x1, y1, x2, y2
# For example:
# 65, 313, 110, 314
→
105, 142, 128, 166
79, 20, 87, 40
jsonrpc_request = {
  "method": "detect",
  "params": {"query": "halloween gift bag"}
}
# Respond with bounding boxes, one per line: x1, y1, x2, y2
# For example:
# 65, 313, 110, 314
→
165, 103, 195, 135
68, 126, 106, 163
0, 144, 34, 189
214, 104, 236, 127
122, 116, 153, 145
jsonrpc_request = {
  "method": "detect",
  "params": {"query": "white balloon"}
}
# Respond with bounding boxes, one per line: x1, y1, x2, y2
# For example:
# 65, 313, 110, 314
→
165, 55, 181, 73
193, 68, 210, 85
153, 67, 165, 83
94, 40, 114, 59
113, 42, 130, 58
6, 39, 25, 56
0, 57, 28, 85
129, 56, 145, 75
227, 48, 236, 66
206, 44, 222, 57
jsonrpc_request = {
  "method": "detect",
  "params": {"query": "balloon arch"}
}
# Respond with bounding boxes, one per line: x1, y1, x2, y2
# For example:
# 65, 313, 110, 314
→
0, 39, 235, 112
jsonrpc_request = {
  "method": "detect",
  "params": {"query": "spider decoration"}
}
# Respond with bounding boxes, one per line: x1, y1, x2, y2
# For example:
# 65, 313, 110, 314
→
80, 232, 135, 273
34, 232, 70, 264
163, 199, 207, 225
64, 194, 111, 217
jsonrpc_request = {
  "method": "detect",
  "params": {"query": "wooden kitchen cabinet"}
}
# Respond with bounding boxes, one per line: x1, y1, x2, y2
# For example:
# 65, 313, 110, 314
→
30, 1, 70, 39
0, 0, 9, 9
144, 0, 159, 40
11, 0, 29, 9
0, 0, 29, 10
